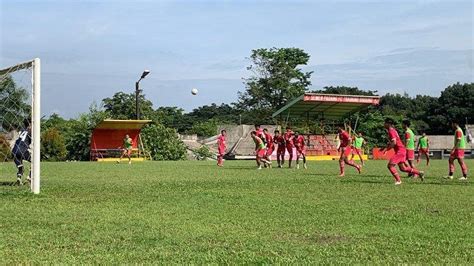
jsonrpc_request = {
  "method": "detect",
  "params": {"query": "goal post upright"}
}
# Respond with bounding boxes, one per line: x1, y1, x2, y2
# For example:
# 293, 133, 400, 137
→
32, 58, 41, 194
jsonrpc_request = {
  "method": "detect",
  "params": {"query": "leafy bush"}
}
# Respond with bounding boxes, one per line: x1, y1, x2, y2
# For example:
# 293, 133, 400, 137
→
194, 145, 213, 160
141, 124, 186, 160
41, 128, 67, 161
0, 134, 12, 162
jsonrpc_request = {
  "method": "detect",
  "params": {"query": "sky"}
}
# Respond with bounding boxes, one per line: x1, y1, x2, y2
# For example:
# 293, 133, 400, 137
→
1, 0, 473, 118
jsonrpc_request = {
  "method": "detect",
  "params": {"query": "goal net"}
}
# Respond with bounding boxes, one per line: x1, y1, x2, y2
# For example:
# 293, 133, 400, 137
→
0, 58, 41, 194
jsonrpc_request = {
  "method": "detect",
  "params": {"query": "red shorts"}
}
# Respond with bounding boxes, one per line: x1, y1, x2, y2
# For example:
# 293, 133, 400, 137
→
277, 146, 286, 155
352, 148, 362, 155
296, 148, 306, 157
340, 146, 352, 157
218, 147, 226, 156
389, 150, 407, 164
450, 149, 465, 159
419, 148, 429, 155
406, 149, 415, 161
266, 146, 274, 157
256, 148, 266, 158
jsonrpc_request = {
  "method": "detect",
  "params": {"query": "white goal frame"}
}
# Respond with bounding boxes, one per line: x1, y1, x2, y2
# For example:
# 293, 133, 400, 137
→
0, 58, 41, 194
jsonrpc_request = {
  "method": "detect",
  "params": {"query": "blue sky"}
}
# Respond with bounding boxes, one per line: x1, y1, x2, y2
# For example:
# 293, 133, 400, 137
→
1, 0, 473, 118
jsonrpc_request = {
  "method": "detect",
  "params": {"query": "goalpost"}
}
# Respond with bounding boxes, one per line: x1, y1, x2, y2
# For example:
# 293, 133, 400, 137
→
0, 58, 41, 194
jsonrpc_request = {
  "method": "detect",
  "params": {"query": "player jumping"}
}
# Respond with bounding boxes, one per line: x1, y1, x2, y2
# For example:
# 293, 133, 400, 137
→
274, 130, 286, 168
338, 127, 361, 177
217, 130, 227, 167
12, 120, 32, 185
117, 134, 133, 164
251, 131, 271, 170
351, 132, 366, 166
382, 118, 424, 185
294, 131, 307, 169
417, 132, 430, 166
445, 120, 468, 180
284, 127, 295, 168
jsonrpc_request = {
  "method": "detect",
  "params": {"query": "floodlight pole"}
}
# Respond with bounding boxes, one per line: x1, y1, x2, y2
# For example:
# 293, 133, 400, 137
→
135, 70, 150, 120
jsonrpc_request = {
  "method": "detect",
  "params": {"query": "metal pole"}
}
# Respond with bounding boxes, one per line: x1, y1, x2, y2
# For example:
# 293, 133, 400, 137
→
32, 58, 41, 194
135, 80, 140, 120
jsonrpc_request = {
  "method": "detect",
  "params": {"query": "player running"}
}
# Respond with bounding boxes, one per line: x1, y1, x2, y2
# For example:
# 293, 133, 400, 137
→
382, 118, 424, 185
284, 127, 295, 168
351, 132, 366, 165
217, 130, 227, 167
416, 132, 430, 166
294, 131, 307, 169
251, 131, 271, 170
402, 120, 416, 173
263, 128, 274, 165
11, 120, 32, 185
274, 130, 286, 168
117, 134, 133, 164
445, 120, 468, 180
338, 127, 361, 177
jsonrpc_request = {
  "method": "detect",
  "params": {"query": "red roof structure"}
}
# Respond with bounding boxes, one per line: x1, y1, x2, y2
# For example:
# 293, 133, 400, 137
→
272, 93, 380, 120
90, 119, 151, 161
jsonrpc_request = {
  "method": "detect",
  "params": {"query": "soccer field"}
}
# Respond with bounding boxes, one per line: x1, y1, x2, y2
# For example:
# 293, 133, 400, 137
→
1, 160, 473, 264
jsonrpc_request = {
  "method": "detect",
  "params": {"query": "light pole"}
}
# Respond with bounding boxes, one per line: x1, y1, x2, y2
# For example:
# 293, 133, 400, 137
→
135, 70, 150, 120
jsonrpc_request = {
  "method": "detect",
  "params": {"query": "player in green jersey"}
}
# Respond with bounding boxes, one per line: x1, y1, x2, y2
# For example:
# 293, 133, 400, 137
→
351, 132, 366, 166
402, 120, 416, 173
446, 120, 468, 180
117, 134, 133, 164
416, 132, 430, 166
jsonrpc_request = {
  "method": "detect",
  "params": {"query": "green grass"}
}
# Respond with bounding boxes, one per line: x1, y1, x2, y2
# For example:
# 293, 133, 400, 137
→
0, 160, 473, 264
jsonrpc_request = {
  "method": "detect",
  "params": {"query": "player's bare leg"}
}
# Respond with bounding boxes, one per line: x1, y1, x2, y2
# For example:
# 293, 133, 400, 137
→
358, 152, 364, 166
458, 158, 468, 180
446, 157, 456, 179
399, 162, 424, 181
296, 155, 300, 169
388, 163, 402, 185
345, 157, 361, 174
256, 157, 262, 170
303, 155, 307, 169
425, 152, 430, 166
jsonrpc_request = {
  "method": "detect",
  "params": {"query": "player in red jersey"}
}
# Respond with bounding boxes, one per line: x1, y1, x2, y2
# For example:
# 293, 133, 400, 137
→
263, 128, 274, 165
337, 127, 361, 176
293, 131, 307, 169
274, 130, 286, 168
251, 131, 271, 170
284, 127, 295, 168
382, 118, 424, 185
217, 130, 227, 167
255, 125, 266, 144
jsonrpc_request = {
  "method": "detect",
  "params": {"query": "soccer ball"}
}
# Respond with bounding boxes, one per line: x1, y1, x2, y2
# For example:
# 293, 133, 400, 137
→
191, 88, 198, 95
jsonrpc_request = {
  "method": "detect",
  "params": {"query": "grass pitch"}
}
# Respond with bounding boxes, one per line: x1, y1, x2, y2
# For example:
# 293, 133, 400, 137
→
0, 160, 473, 264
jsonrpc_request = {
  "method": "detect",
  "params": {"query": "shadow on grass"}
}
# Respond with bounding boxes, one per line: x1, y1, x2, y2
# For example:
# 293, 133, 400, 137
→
0, 181, 15, 186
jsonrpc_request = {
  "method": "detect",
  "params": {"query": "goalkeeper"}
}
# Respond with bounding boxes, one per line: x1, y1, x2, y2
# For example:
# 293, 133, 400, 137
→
12, 119, 32, 185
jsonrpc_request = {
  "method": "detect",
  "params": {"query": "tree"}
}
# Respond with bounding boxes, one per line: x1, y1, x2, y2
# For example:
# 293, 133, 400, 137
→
102, 92, 154, 120
313, 86, 377, 96
141, 123, 186, 160
428, 83, 474, 134
238, 47, 313, 122
190, 119, 219, 137
41, 128, 67, 161
0, 75, 31, 131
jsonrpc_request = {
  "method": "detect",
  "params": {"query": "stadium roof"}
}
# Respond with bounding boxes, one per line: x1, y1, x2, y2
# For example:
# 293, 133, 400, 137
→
272, 93, 380, 120
95, 119, 152, 130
